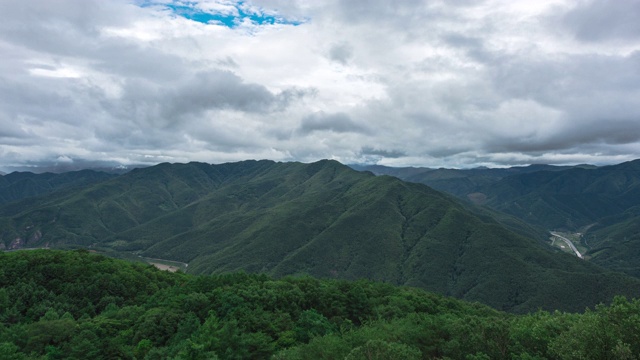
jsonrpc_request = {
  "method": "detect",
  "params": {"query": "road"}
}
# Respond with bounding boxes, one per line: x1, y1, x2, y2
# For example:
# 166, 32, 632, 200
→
550, 232, 584, 259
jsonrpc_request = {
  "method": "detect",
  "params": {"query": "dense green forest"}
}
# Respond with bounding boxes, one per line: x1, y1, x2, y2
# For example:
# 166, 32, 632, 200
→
1, 250, 639, 359
0, 170, 116, 206
2, 160, 640, 313
349, 163, 584, 200
354, 160, 640, 279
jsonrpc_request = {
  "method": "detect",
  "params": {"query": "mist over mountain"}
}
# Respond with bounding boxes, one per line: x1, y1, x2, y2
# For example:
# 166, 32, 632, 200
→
1, 160, 639, 313
0, 159, 146, 175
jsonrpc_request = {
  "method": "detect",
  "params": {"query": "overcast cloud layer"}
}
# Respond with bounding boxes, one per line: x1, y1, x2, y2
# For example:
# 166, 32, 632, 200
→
1, 0, 639, 171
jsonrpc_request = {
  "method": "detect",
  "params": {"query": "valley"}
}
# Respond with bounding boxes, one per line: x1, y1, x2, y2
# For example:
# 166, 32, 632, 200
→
2, 159, 640, 314
2, 1, 637, 358
550, 232, 584, 259
3, 159, 640, 359
354, 159, 640, 278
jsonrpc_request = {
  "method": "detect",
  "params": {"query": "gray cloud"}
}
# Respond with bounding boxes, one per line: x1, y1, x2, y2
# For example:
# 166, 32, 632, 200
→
1, 0, 640, 171
101, 70, 310, 135
0, 0, 140, 56
336, 0, 446, 27
163, 71, 277, 114
298, 112, 370, 135
360, 147, 406, 158
562, 0, 640, 42
329, 42, 354, 65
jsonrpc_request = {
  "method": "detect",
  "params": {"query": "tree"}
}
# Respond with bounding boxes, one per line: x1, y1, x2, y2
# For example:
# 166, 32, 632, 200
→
344, 340, 421, 360
294, 310, 335, 343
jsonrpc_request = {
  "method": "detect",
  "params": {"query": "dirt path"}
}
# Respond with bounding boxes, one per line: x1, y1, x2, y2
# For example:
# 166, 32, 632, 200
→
149, 262, 181, 272
139, 256, 188, 272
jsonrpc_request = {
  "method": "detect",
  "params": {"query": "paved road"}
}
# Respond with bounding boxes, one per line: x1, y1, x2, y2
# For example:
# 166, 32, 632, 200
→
550, 232, 584, 259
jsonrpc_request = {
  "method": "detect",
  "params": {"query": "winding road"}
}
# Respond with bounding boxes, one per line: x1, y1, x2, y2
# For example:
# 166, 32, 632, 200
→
550, 232, 584, 259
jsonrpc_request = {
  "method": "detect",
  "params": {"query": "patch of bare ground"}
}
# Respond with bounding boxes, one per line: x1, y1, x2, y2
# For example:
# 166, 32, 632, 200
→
467, 192, 487, 205
150, 263, 180, 272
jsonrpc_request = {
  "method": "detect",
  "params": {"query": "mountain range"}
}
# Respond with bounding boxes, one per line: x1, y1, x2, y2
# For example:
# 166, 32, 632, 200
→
354, 160, 640, 278
0, 170, 116, 206
3, 160, 640, 313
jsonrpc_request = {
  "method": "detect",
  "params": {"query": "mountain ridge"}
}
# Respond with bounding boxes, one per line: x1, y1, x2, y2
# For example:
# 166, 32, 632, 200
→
1, 160, 639, 312
351, 159, 640, 278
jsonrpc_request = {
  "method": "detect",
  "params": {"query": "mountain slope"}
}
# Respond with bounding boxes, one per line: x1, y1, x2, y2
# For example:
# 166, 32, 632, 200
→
350, 163, 587, 198
466, 160, 640, 277
355, 161, 640, 278
473, 160, 640, 229
1, 160, 639, 312
0, 170, 116, 206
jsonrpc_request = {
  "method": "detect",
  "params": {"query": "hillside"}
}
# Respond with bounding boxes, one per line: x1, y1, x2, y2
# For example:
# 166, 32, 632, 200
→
476, 161, 640, 228
1, 250, 639, 360
1, 160, 639, 312
350, 164, 586, 199
355, 161, 640, 278
0, 170, 116, 206
471, 160, 640, 276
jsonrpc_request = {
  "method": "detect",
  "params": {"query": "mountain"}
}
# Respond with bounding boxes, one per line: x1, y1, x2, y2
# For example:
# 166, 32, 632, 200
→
0, 170, 117, 206
484, 160, 640, 225
473, 160, 640, 272
0, 160, 147, 174
354, 161, 640, 278
1, 160, 639, 313
350, 163, 592, 198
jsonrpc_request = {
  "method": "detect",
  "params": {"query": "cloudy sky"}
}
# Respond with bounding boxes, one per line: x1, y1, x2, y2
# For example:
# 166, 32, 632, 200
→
1, 0, 639, 171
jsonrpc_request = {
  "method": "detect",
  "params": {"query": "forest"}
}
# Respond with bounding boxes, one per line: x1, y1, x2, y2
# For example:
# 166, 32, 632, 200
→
3, 160, 640, 314
1, 250, 639, 359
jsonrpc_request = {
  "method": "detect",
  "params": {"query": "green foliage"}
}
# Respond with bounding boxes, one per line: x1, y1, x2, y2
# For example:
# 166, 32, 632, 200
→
2, 161, 640, 314
356, 161, 640, 280
0, 170, 116, 207
344, 340, 421, 360
1, 250, 640, 359
294, 310, 335, 343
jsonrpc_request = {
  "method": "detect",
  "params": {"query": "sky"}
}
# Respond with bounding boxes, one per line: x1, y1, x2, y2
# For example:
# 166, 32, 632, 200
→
1, 0, 639, 172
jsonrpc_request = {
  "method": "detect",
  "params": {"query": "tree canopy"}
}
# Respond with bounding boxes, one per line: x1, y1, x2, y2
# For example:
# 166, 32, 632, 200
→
1, 250, 639, 359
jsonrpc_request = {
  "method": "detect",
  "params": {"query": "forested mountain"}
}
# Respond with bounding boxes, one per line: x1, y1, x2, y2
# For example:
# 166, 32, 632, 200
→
1, 250, 639, 360
470, 160, 640, 277
349, 163, 590, 199
0, 170, 116, 206
354, 160, 640, 279
1, 160, 639, 313
474, 160, 640, 229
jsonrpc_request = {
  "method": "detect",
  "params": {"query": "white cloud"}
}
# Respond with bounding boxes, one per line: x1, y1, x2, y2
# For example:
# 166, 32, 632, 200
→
0, 0, 639, 172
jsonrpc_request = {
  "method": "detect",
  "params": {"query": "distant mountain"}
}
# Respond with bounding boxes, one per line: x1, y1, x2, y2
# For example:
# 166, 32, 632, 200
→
348, 164, 433, 179
0, 160, 147, 174
350, 163, 591, 198
354, 161, 640, 278
475, 163, 638, 228
1, 160, 639, 313
473, 160, 640, 277
0, 170, 116, 206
